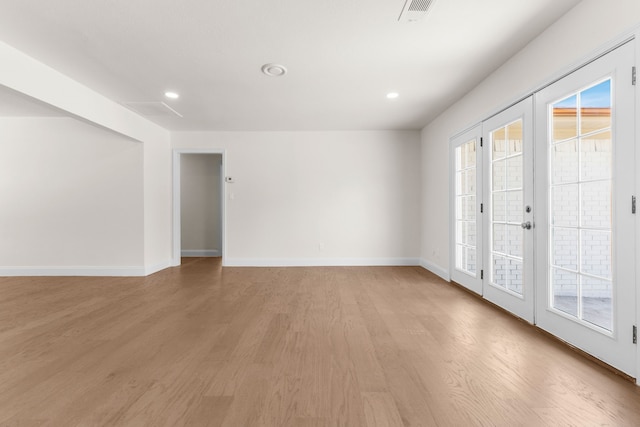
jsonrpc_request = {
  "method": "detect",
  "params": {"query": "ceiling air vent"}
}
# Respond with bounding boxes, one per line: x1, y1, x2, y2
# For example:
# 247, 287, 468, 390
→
122, 101, 183, 118
398, 0, 435, 22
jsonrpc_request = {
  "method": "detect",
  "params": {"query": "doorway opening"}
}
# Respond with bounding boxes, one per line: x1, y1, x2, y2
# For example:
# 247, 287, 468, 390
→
172, 149, 226, 266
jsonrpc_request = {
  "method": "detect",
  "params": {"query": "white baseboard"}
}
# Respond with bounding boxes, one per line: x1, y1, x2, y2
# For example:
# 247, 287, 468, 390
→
181, 249, 221, 257
419, 259, 450, 282
0, 260, 174, 277
0, 257, 429, 276
0, 266, 146, 277
223, 257, 420, 267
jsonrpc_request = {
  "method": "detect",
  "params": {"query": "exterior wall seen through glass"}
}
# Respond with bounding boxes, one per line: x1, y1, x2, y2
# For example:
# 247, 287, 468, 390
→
490, 120, 524, 296
455, 140, 477, 276
549, 79, 612, 331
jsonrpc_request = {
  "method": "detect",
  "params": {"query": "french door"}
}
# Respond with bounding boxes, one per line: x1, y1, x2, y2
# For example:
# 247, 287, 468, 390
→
450, 98, 535, 321
535, 42, 636, 376
450, 125, 483, 294
483, 98, 535, 323
450, 41, 636, 377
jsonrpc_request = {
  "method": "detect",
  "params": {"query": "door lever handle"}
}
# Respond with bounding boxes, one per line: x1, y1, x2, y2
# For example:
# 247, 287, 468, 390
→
521, 221, 532, 230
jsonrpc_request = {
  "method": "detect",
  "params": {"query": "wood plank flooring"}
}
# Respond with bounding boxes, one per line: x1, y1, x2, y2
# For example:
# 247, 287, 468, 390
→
1, 258, 639, 426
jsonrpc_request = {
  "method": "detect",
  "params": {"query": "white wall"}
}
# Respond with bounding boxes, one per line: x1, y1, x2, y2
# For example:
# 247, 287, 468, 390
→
143, 130, 172, 274
180, 154, 222, 255
0, 117, 145, 274
0, 40, 173, 276
172, 131, 421, 266
421, 0, 640, 277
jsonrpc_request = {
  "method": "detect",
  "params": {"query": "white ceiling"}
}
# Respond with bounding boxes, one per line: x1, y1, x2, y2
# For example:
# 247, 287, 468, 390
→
0, 0, 582, 131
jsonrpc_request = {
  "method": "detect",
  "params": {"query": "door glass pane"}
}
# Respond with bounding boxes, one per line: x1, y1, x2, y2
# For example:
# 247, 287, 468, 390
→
506, 225, 523, 258
493, 223, 506, 254
507, 121, 523, 155
551, 227, 578, 271
551, 139, 578, 184
580, 230, 611, 279
493, 192, 506, 222
460, 139, 476, 169
549, 79, 613, 331
553, 95, 577, 141
506, 157, 523, 189
493, 128, 506, 159
581, 80, 612, 134
492, 159, 506, 191
461, 196, 475, 220
581, 276, 612, 331
580, 181, 611, 228
490, 119, 524, 296
455, 139, 477, 276
507, 259, 523, 294
552, 268, 578, 317
493, 255, 507, 289
466, 221, 477, 246
462, 169, 476, 194
463, 247, 477, 274
580, 131, 611, 181
506, 191, 522, 223
551, 185, 578, 227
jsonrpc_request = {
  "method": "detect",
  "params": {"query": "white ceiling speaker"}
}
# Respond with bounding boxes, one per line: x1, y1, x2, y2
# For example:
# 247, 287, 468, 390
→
398, 0, 435, 22
261, 63, 288, 77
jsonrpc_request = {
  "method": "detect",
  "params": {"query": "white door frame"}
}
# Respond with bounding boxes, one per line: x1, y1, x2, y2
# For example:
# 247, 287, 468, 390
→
172, 148, 227, 266
635, 30, 640, 385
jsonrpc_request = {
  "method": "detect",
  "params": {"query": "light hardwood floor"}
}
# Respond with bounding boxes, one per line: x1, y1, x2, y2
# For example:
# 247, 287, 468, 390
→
1, 258, 639, 426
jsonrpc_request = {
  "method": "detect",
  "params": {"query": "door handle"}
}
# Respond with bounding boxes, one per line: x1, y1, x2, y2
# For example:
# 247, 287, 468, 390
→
521, 221, 532, 230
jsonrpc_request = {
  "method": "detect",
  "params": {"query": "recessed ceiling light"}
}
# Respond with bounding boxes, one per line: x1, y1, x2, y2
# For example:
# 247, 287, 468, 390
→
164, 91, 179, 99
386, 92, 399, 99
261, 63, 287, 77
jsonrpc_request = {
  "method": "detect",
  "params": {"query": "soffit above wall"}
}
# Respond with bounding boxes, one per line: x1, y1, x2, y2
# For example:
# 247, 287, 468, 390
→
0, 85, 65, 117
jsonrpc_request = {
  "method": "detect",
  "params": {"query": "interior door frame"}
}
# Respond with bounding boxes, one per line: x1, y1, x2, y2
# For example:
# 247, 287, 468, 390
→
172, 148, 227, 266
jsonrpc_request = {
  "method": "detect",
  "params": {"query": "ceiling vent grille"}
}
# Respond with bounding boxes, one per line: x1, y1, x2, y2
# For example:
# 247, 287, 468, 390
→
122, 101, 183, 118
398, 0, 435, 22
